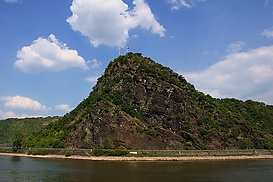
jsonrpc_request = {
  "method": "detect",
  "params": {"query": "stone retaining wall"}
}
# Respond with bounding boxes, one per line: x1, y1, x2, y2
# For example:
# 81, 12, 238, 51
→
130, 149, 273, 156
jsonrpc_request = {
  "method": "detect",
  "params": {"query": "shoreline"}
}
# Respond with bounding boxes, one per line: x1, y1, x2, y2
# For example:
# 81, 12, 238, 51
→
1, 153, 273, 161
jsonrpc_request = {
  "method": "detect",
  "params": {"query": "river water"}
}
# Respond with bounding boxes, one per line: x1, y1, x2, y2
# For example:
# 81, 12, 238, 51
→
1, 155, 273, 182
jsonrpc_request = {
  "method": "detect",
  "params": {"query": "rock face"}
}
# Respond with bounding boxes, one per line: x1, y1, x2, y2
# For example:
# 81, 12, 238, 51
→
60, 53, 273, 150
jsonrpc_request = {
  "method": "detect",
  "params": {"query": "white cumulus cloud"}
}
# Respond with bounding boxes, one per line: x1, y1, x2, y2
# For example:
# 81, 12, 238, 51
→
166, 0, 191, 10
0, 110, 46, 119
262, 27, 273, 39
19, 114, 46, 119
87, 59, 102, 69
182, 45, 273, 105
67, 0, 165, 47
0, 110, 18, 119
55, 104, 72, 112
226, 41, 245, 53
130, 0, 165, 37
85, 76, 99, 83
4, 0, 19, 4
1, 95, 51, 111
166, 0, 206, 10
15, 34, 89, 74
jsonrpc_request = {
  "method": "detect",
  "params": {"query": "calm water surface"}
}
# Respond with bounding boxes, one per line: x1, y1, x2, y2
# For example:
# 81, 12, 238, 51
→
1, 155, 273, 182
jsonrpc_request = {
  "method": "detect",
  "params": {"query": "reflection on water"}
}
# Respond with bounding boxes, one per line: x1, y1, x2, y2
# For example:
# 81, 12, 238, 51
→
1, 155, 273, 182
10, 156, 21, 162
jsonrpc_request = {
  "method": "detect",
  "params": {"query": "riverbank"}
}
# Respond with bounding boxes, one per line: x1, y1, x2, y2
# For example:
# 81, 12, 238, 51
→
1, 152, 273, 161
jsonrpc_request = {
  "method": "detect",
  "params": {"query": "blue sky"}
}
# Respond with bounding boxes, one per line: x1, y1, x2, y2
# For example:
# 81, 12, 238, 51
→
1, 0, 273, 119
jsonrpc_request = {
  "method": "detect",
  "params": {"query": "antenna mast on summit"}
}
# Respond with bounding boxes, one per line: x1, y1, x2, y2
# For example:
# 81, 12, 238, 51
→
118, 46, 122, 56
118, 45, 129, 55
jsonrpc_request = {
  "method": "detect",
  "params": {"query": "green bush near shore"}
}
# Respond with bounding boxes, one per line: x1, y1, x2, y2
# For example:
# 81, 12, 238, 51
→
64, 150, 72, 157
27, 148, 49, 155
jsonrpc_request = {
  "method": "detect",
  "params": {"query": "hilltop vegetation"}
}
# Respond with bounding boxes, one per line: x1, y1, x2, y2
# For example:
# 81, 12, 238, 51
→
0, 117, 60, 147
3, 53, 273, 150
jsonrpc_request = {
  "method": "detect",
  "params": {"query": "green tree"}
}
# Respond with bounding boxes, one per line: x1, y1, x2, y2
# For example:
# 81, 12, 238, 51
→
12, 131, 23, 152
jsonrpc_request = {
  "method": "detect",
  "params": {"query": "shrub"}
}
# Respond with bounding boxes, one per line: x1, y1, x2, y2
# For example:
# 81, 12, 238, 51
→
135, 126, 159, 138
259, 138, 273, 149
64, 150, 72, 157
106, 149, 129, 156
28, 148, 48, 155
239, 138, 252, 149
103, 139, 111, 149
122, 104, 136, 117
92, 149, 129, 156
93, 149, 105, 156
199, 129, 208, 137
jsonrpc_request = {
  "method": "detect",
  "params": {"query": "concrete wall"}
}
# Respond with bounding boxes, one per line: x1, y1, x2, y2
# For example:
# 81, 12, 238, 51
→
130, 149, 273, 156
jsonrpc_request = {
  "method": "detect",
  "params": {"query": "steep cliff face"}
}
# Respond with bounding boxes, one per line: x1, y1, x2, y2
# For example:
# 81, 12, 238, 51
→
58, 53, 273, 150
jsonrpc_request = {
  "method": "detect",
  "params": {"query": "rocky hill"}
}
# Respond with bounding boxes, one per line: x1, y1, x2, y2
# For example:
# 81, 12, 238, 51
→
25, 53, 273, 150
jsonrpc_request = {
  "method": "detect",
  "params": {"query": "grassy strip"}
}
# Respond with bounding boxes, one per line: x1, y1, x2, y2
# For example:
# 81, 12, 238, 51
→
0, 147, 13, 153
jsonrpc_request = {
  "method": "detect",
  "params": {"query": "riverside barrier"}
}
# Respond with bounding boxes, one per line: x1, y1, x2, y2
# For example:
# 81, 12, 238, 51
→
1, 147, 273, 157
131, 149, 273, 156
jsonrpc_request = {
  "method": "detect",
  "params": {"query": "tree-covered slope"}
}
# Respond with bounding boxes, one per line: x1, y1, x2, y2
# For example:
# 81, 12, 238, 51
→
24, 53, 273, 150
0, 117, 60, 146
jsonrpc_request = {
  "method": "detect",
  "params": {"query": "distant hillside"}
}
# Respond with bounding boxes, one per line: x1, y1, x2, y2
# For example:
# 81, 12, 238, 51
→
0, 117, 60, 146
24, 53, 273, 150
